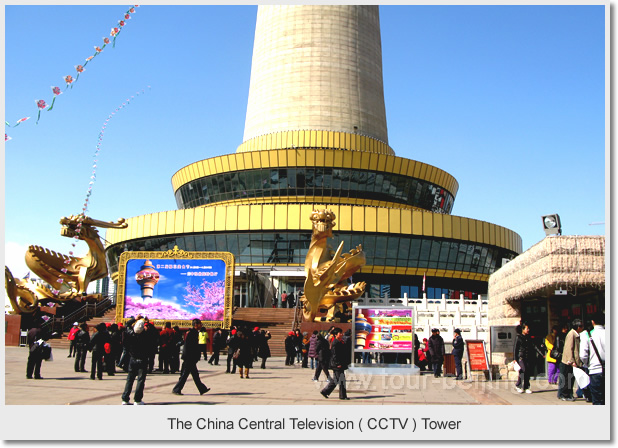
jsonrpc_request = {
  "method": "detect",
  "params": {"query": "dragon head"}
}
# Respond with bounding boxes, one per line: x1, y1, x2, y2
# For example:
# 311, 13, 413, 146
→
310, 209, 336, 238
60, 215, 128, 239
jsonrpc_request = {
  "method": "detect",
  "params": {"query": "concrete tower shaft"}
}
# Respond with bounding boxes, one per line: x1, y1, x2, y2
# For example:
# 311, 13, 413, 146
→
242, 5, 389, 148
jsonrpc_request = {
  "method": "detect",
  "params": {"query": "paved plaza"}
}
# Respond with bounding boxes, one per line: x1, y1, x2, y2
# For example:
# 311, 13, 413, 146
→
4, 346, 593, 406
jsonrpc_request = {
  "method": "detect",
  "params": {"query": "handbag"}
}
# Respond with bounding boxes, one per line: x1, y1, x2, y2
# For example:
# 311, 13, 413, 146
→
232, 349, 241, 360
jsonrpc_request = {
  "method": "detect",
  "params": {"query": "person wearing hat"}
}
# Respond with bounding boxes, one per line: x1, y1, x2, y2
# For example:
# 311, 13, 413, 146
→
428, 328, 445, 378
67, 322, 80, 358
251, 327, 261, 362
285, 331, 296, 366
452, 329, 465, 380
121, 318, 149, 405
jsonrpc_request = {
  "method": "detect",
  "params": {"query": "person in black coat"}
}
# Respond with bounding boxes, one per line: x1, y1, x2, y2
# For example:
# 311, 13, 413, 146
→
172, 319, 210, 396
320, 328, 349, 400
452, 329, 465, 380
208, 329, 223, 366
513, 323, 533, 393
258, 330, 271, 369
74, 323, 90, 373
313, 333, 332, 382
235, 329, 253, 378
121, 318, 150, 405
89, 323, 110, 380
285, 331, 296, 366
428, 328, 445, 378
225, 329, 239, 374
26, 323, 46, 379
170, 326, 183, 374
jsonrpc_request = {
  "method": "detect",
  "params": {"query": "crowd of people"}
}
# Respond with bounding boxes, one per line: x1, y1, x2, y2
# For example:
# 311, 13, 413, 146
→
25, 313, 604, 406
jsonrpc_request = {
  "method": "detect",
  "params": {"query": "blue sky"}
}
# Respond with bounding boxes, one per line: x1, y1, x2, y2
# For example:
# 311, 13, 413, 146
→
4, 5, 606, 281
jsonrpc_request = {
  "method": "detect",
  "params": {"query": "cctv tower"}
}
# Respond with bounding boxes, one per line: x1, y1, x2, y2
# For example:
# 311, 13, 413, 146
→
106, 6, 522, 307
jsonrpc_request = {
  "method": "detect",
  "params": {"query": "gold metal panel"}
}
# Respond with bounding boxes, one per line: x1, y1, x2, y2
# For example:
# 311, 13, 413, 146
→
242, 152, 252, 170
193, 207, 205, 232
251, 151, 261, 169
426, 269, 437, 277
487, 222, 495, 245
268, 149, 278, 168
389, 209, 401, 234
467, 219, 476, 242
224, 206, 237, 231
276, 149, 287, 167
163, 210, 174, 235
316, 149, 325, 166
377, 154, 386, 172
392, 157, 402, 175
333, 150, 343, 168
297, 148, 307, 166
272, 204, 286, 229
368, 153, 379, 170
306, 148, 316, 166
261, 204, 275, 230
413, 161, 422, 179
134, 215, 144, 240
323, 150, 333, 167
175, 210, 185, 234
401, 209, 412, 234
398, 157, 409, 175
337, 205, 351, 231
292, 131, 299, 148
206, 158, 216, 175
249, 205, 262, 230
376, 208, 389, 233
260, 150, 270, 168
287, 149, 297, 167
385, 155, 394, 173
286, 203, 300, 230
364, 207, 377, 232
351, 206, 364, 232
422, 212, 432, 236
182, 209, 193, 233
142, 214, 151, 238
360, 151, 370, 170
433, 213, 443, 237
234, 153, 243, 171
419, 163, 427, 181
451, 215, 461, 240
383, 266, 396, 275
425, 165, 435, 184
352, 150, 361, 169
149, 212, 159, 237
155, 211, 165, 235
477, 221, 484, 244
333, 132, 340, 149
203, 207, 215, 232
341, 150, 352, 168
221, 155, 230, 173
235, 205, 249, 231
412, 210, 423, 235
214, 206, 227, 231
442, 215, 452, 239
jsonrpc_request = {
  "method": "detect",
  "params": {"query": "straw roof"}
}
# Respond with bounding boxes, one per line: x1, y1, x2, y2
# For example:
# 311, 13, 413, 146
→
488, 235, 605, 305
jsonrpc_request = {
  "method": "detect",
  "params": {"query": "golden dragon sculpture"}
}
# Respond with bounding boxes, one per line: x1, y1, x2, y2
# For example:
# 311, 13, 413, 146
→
300, 209, 367, 322
5, 215, 128, 314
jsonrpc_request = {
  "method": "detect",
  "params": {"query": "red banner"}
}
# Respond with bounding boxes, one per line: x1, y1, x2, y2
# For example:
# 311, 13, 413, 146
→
466, 340, 489, 371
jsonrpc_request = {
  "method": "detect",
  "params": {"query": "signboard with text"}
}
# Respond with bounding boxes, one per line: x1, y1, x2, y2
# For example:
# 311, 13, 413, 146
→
466, 340, 490, 371
490, 326, 518, 353
353, 306, 414, 352
115, 246, 234, 328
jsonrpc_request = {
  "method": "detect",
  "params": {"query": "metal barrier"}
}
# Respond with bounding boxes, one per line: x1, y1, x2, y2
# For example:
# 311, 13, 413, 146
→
41, 296, 114, 334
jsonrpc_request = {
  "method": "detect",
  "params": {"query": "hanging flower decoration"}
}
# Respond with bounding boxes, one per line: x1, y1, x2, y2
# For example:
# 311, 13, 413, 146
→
35, 99, 47, 124
60, 86, 150, 271
6, 133, 12, 142
6, 5, 139, 138
47, 86, 62, 111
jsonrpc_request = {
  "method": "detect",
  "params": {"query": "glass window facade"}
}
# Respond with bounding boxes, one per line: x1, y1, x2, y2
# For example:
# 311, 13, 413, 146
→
107, 232, 515, 285
174, 168, 455, 214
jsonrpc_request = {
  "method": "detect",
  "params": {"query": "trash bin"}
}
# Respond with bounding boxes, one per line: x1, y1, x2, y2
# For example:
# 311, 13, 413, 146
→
19, 331, 28, 347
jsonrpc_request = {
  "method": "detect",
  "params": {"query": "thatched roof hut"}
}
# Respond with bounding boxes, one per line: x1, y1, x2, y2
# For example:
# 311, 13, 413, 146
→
488, 235, 605, 326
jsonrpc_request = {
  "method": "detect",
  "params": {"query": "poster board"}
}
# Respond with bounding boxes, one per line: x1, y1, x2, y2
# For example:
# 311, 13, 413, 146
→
115, 246, 234, 328
466, 339, 491, 380
353, 306, 414, 352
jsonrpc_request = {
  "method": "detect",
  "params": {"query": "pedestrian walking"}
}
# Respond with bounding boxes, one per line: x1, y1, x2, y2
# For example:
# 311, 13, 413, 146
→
428, 328, 445, 377
557, 319, 584, 401
208, 329, 223, 366
26, 323, 46, 379
313, 332, 332, 381
580, 314, 605, 405
513, 323, 533, 393
320, 328, 350, 400
225, 329, 239, 374
258, 330, 271, 369
172, 319, 211, 396
545, 326, 561, 385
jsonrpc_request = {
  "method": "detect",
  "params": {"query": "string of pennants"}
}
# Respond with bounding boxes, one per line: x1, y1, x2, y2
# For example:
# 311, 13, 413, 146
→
52, 86, 150, 295
5, 5, 140, 142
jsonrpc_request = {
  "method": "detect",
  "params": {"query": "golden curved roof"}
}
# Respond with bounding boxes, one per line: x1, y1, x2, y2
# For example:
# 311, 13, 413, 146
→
105, 203, 522, 254
171, 146, 459, 198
